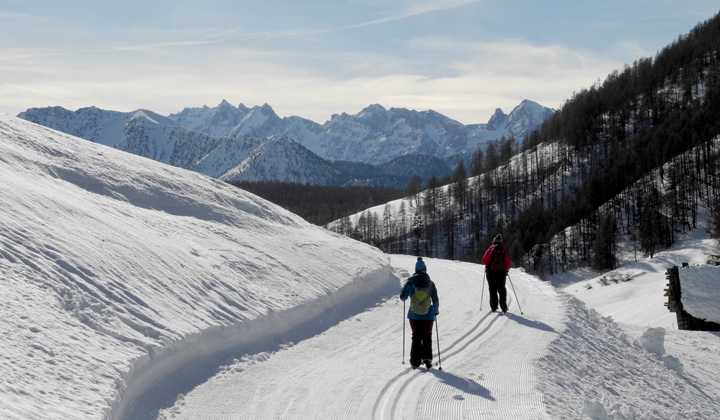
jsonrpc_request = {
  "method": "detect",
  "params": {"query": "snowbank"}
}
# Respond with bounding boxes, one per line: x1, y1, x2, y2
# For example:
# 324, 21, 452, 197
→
0, 114, 394, 419
111, 265, 397, 420
537, 296, 718, 419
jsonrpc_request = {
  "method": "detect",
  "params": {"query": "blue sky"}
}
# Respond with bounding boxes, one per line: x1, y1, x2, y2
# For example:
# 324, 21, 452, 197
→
1, 1, 718, 124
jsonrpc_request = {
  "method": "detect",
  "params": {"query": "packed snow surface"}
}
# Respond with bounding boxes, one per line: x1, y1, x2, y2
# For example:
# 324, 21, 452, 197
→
1, 113, 719, 419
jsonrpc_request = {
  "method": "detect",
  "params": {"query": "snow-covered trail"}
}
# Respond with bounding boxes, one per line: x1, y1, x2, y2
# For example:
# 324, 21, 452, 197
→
160, 255, 565, 420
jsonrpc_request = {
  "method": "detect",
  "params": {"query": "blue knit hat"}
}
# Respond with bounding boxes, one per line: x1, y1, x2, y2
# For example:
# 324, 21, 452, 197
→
415, 257, 426, 273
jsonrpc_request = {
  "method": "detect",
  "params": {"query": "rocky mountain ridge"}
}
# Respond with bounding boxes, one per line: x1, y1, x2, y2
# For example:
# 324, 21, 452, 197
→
18, 100, 553, 188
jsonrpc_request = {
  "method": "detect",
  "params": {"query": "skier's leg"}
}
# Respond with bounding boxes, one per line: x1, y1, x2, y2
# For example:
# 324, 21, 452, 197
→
422, 320, 434, 363
487, 274, 499, 311
498, 275, 508, 312
411, 320, 433, 368
408, 320, 421, 367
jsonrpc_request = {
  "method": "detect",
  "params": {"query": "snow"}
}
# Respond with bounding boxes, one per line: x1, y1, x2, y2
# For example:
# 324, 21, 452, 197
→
157, 258, 563, 420
561, 226, 720, 328
537, 298, 717, 419
678, 265, 720, 324
0, 114, 390, 419
2, 113, 720, 420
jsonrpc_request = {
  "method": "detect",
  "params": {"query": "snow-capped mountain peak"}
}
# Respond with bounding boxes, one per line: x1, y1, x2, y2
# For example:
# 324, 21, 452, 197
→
487, 108, 509, 130
130, 110, 160, 125
506, 99, 553, 136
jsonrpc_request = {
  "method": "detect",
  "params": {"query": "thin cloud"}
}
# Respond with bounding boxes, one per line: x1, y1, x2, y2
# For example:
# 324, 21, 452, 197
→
113, 40, 216, 52
0, 11, 43, 22
231, 0, 482, 40
403, 0, 482, 18
0, 50, 64, 61
1, 82, 79, 105
340, 0, 481, 30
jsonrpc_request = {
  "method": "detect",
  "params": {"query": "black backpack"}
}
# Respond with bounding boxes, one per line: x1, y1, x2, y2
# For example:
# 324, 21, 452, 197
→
489, 245, 508, 271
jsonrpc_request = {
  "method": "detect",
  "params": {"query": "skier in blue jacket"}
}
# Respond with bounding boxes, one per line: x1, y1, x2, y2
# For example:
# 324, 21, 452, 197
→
400, 257, 439, 369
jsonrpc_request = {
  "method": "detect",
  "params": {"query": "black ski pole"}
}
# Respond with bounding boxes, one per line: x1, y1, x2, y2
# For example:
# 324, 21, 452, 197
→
507, 273, 523, 314
480, 270, 486, 311
435, 316, 443, 370
402, 300, 406, 364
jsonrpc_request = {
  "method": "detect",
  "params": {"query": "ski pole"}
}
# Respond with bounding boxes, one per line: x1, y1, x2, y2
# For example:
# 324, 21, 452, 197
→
507, 273, 523, 314
435, 316, 443, 371
480, 271, 486, 311
402, 300, 406, 364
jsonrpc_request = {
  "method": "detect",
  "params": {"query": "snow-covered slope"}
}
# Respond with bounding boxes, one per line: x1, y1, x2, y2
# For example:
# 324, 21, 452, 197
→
16, 106, 180, 149
560, 221, 720, 327
3, 113, 719, 420
0, 114, 392, 419
193, 134, 345, 184
16, 107, 219, 171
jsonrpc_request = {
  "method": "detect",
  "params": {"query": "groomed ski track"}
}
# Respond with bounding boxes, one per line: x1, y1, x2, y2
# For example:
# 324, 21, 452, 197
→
159, 255, 565, 420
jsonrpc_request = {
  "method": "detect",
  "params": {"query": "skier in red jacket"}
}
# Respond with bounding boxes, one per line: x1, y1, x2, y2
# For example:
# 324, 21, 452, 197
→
481, 234, 512, 313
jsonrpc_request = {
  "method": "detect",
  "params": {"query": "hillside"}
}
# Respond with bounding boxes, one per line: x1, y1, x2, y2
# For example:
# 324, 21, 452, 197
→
329, 12, 720, 273
0, 114, 391, 418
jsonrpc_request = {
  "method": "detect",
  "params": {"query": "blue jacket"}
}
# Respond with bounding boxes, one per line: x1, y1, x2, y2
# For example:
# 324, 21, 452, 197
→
400, 272, 439, 320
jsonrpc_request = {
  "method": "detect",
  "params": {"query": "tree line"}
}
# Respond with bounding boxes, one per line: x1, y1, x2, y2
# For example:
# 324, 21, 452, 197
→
231, 181, 406, 225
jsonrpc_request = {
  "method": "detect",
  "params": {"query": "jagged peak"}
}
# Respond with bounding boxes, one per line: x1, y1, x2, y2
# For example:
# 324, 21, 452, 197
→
487, 108, 508, 129
510, 99, 541, 114
507, 99, 554, 125
260, 103, 277, 117
129, 110, 160, 125
330, 112, 348, 121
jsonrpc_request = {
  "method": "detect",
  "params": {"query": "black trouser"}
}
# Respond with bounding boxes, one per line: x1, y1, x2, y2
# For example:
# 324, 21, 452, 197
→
408, 319, 434, 367
486, 270, 508, 312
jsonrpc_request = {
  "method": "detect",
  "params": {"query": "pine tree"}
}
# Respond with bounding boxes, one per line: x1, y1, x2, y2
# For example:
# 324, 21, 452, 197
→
405, 174, 423, 207
638, 185, 670, 258
452, 160, 469, 212
592, 212, 617, 271
470, 148, 484, 176
711, 199, 720, 264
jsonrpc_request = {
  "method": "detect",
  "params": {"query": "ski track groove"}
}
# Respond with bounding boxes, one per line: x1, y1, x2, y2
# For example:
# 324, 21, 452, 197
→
397, 309, 503, 420
200, 295, 404, 420
373, 310, 500, 420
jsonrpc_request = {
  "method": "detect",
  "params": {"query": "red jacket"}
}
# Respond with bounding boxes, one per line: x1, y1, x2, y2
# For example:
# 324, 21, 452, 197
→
481, 244, 512, 271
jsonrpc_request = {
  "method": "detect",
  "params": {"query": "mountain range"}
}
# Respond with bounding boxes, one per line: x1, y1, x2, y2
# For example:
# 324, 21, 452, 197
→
17, 100, 553, 188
